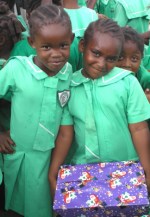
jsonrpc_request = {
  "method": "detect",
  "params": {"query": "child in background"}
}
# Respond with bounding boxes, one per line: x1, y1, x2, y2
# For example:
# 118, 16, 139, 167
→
0, 1, 25, 62
142, 30, 150, 72
58, 0, 98, 70
87, 0, 116, 19
0, 2, 25, 211
62, 0, 98, 41
49, 19, 150, 201
10, 0, 42, 58
0, 0, 25, 153
88, 0, 150, 32
1, 0, 29, 39
116, 26, 150, 102
0, 4, 74, 217
113, 0, 150, 34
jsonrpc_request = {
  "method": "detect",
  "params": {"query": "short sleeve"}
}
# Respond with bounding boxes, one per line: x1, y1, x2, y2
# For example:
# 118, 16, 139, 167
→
137, 65, 150, 90
61, 105, 73, 125
127, 76, 150, 123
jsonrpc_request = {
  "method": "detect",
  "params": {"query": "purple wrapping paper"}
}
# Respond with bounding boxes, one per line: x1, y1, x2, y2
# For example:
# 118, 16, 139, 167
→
53, 161, 149, 217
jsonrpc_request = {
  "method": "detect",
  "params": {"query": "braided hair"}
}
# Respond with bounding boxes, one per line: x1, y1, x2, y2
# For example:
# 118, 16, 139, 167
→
52, 0, 62, 5
23, 0, 54, 13
84, 18, 124, 47
0, 1, 25, 45
25, 0, 41, 14
28, 4, 72, 38
121, 26, 144, 57
0, 0, 15, 10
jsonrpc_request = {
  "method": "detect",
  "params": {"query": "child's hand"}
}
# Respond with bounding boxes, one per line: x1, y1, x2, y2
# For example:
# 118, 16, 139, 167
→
144, 88, 150, 103
0, 131, 15, 154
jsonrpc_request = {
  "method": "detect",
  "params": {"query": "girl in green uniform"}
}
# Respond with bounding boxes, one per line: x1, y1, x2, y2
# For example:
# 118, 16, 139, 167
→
11, 0, 82, 72
0, 4, 74, 217
87, 0, 116, 19
116, 26, 150, 102
49, 19, 150, 202
62, 0, 98, 40
87, 0, 150, 33
113, 0, 150, 34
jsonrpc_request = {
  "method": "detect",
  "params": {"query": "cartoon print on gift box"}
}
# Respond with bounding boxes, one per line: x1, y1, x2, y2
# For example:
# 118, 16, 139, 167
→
59, 166, 71, 179
86, 194, 107, 208
110, 170, 126, 179
130, 172, 145, 189
116, 161, 136, 169
107, 170, 126, 189
61, 187, 77, 204
107, 177, 122, 189
78, 171, 97, 188
116, 192, 136, 205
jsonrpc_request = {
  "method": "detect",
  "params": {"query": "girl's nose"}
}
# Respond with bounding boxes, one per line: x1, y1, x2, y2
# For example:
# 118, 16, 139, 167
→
124, 58, 132, 68
51, 49, 61, 58
98, 57, 105, 68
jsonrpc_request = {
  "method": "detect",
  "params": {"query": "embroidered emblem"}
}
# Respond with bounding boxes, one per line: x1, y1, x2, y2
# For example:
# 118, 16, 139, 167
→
58, 90, 70, 107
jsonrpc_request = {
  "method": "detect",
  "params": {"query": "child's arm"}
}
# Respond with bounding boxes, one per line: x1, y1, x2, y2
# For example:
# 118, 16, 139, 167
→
144, 88, 150, 103
48, 125, 74, 200
129, 121, 150, 192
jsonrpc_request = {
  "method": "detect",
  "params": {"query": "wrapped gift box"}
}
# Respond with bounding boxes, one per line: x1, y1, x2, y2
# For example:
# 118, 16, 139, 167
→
53, 161, 149, 217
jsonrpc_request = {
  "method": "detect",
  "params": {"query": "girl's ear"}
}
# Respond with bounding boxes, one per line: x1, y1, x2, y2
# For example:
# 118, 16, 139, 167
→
79, 38, 85, 53
28, 36, 35, 48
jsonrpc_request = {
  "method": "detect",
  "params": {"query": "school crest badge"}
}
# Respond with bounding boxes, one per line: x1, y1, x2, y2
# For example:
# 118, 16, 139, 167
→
58, 90, 70, 107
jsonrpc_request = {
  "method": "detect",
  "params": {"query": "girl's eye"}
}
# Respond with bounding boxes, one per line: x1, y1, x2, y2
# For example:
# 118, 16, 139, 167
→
131, 56, 139, 62
42, 45, 51, 50
107, 57, 118, 63
92, 50, 100, 57
118, 56, 124, 61
60, 43, 69, 49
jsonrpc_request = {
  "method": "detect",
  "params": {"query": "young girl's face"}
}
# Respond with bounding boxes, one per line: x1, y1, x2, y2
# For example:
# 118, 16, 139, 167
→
116, 40, 142, 73
29, 23, 74, 76
79, 32, 121, 79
